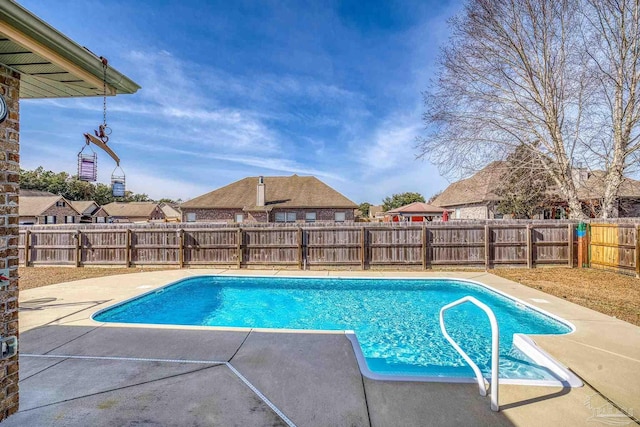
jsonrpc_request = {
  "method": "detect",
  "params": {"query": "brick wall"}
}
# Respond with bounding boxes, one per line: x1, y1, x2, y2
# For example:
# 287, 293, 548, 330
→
39, 204, 80, 224
182, 207, 355, 223
0, 64, 20, 419
451, 204, 489, 220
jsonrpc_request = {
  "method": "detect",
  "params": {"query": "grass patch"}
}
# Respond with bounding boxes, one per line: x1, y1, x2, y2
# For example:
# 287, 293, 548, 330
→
491, 268, 640, 326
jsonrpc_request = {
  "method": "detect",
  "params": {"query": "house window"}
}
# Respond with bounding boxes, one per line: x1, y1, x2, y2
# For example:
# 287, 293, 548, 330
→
275, 212, 297, 223
186, 212, 196, 222
96, 216, 105, 223
56, 201, 66, 207
334, 212, 346, 222
455, 209, 461, 219
235, 213, 244, 223
305, 212, 316, 223
45, 215, 56, 224
65, 216, 75, 224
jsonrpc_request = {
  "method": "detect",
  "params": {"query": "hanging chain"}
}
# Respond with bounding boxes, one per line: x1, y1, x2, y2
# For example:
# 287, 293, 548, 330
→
95, 57, 111, 143
102, 58, 107, 127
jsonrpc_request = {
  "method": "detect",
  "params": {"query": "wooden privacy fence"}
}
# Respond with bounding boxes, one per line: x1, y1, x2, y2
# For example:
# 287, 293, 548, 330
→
589, 223, 640, 277
18, 223, 577, 270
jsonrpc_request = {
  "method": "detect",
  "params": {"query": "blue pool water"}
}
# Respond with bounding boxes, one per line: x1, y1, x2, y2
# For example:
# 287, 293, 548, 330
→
94, 276, 572, 380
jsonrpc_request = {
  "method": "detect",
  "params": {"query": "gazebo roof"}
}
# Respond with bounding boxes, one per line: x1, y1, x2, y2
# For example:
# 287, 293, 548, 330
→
386, 202, 446, 215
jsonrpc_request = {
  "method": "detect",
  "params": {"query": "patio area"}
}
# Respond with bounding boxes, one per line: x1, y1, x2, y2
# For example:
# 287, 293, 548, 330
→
7, 270, 639, 426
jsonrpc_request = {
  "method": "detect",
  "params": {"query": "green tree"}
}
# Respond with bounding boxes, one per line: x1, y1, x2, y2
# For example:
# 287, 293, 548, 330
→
382, 192, 425, 211
358, 202, 371, 217
93, 183, 115, 206
19, 167, 163, 205
66, 177, 95, 201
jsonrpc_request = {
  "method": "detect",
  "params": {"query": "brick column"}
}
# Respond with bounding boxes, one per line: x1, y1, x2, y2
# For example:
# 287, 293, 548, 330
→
0, 64, 20, 420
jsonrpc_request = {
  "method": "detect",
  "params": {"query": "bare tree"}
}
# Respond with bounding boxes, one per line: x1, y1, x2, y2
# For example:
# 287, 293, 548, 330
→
583, 0, 640, 218
420, 0, 640, 219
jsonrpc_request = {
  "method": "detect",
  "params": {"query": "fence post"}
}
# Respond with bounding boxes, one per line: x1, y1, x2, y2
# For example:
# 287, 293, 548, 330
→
422, 224, 427, 270
178, 229, 184, 268
236, 228, 242, 269
125, 229, 132, 267
567, 223, 574, 268
484, 224, 490, 270
577, 222, 587, 268
360, 226, 366, 270
297, 227, 303, 270
636, 225, 640, 278
526, 225, 532, 269
24, 229, 30, 267
75, 230, 81, 267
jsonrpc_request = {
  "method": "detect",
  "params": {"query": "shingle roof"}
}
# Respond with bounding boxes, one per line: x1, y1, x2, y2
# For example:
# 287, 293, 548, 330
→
432, 162, 505, 207
69, 201, 99, 215
159, 204, 181, 219
101, 202, 162, 218
433, 162, 640, 207
20, 189, 56, 197
575, 171, 640, 199
386, 202, 447, 214
19, 195, 79, 216
181, 175, 357, 209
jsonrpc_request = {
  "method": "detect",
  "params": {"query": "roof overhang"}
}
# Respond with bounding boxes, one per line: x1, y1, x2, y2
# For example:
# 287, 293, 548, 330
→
0, 1, 140, 98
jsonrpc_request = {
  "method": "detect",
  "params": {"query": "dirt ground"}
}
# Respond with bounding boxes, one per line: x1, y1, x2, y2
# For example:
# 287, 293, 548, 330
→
18, 267, 173, 290
17, 266, 640, 327
490, 267, 640, 326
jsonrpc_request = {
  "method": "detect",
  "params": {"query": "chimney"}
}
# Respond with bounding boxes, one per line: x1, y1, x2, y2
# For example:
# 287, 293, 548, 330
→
256, 176, 265, 207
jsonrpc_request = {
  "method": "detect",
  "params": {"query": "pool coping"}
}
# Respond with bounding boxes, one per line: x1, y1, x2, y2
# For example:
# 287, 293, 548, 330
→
89, 274, 583, 388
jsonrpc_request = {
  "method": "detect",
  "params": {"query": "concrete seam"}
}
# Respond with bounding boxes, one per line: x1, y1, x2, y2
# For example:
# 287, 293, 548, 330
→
22, 354, 298, 426
359, 373, 373, 427
227, 328, 253, 363
19, 357, 69, 383
41, 325, 103, 355
225, 362, 297, 427
15, 363, 222, 413
568, 368, 640, 425
21, 353, 226, 365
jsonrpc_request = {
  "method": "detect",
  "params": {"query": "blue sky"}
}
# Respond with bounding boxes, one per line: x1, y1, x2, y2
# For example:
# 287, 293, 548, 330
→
18, 0, 462, 204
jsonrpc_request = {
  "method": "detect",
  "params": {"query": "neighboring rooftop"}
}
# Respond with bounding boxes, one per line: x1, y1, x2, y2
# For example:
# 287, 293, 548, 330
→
20, 189, 56, 197
433, 162, 640, 208
432, 162, 505, 208
69, 201, 99, 215
102, 202, 160, 218
181, 175, 357, 210
386, 202, 447, 214
18, 195, 77, 216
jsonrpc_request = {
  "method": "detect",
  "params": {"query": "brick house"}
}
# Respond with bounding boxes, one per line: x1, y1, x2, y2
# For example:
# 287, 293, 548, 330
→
19, 195, 80, 225
0, 1, 139, 419
181, 175, 357, 223
69, 200, 101, 223
101, 202, 166, 223
433, 162, 640, 219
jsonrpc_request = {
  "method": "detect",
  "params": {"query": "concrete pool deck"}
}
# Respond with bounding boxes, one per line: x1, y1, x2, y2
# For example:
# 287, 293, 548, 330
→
7, 269, 639, 426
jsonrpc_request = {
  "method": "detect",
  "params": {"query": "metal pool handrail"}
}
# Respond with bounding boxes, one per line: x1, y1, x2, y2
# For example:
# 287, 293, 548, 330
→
439, 296, 500, 412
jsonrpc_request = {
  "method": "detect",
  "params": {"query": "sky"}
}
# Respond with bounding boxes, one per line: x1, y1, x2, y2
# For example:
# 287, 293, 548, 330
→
17, 0, 463, 204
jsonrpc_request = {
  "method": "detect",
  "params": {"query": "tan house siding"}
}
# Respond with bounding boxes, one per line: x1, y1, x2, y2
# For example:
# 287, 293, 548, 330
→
0, 64, 20, 418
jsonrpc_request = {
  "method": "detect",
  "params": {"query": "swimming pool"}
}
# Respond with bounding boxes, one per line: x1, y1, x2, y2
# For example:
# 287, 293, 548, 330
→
93, 275, 580, 385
